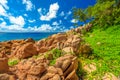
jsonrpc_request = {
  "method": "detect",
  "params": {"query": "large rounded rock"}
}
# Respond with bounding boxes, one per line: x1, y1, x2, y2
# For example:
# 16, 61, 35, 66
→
0, 58, 9, 73
13, 43, 38, 59
25, 38, 35, 43
28, 63, 46, 75
78, 44, 92, 57
10, 57, 48, 80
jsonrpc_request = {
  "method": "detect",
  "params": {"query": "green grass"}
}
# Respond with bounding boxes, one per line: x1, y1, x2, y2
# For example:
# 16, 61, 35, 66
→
81, 25, 120, 79
44, 48, 63, 66
8, 58, 20, 66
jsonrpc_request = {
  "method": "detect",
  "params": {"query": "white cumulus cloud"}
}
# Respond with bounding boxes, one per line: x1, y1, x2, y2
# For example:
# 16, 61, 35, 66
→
22, 0, 33, 11
0, 0, 9, 17
38, 24, 52, 31
0, 18, 4, 21
28, 24, 53, 32
9, 16, 25, 27
40, 2, 59, 21
0, 22, 6, 28
0, 0, 27, 32
0, 5, 7, 16
71, 19, 78, 23
0, 0, 9, 9
52, 21, 59, 26
37, 8, 42, 13
0, 22, 26, 32
6, 25, 26, 31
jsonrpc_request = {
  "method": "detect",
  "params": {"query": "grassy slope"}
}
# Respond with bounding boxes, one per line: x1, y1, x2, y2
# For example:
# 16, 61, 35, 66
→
82, 25, 120, 79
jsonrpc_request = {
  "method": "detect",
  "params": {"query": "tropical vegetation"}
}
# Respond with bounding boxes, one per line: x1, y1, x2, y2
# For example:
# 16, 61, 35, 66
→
73, 0, 120, 79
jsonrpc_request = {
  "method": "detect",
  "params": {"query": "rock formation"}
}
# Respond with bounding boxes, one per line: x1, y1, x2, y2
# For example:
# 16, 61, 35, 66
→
7, 54, 78, 80
0, 58, 9, 73
0, 24, 93, 80
11, 43, 38, 59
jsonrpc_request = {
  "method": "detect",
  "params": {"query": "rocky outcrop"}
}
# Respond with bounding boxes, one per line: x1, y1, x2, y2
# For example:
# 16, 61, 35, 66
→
7, 54, 79, 80
35, 33, 82, 54
77, 44, 92, 57
0, 24, 92, 58
0, 73, 16, 80
0, 38, 36, 56
10, 57, 49, 80
40, 66, 64, 80
35, 33, 67, 53
0, 24, 93, 80
0, 52, 9, 73
0, 52, 8, 58
55, 54, 79, 80
0, 58, 9, 73
25, 38, 35, 43
102, 73, 119, 80
74, 23, 92, 33
10, 43, 38, 59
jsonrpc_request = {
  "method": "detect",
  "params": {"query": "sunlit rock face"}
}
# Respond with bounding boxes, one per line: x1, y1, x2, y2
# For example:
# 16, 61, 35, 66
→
0, 24, 93, 80
7, 54, 78, 80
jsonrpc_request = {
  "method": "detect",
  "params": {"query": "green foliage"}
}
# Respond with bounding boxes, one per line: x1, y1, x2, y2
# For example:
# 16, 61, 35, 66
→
73, 0, 120, 28
87, 1, 115, 27
82, 25, 120, 79
45, 48, 63, 65
76, 59, 86, 78
73, 8, 88, 24
8, 58, 19, 66
32, 54, 42, 59
49, 59, 56, 66
51, 48, 62, 59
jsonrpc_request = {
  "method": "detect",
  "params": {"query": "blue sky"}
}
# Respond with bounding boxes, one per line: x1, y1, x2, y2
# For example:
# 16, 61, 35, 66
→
0, 0, 96, 32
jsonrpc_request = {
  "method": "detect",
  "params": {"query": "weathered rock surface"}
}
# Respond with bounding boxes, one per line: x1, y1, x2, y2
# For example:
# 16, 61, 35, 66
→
0, 38, 36, 57
83, 63, 96, 73
35, 33, 82, 54
102, 73, 119, 80
0, 24, 93, 80
11, 43, 38, 59
0, 73, 16, 80
0, 58, 9, 73
77, 44, 92, 57
0, 24, 92, 58
7, 54, 78, 80
9, 57, 48, 80
55, 54, 79, 80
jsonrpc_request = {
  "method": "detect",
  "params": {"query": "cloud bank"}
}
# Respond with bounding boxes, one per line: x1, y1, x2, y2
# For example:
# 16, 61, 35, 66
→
39, 3, 59, 21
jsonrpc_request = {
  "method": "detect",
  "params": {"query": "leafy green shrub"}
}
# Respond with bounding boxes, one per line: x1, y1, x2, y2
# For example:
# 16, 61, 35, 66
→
46, 48, 63, 66
77, 44, 93, 58
83, 25, 120, 78
76, 59, 86, 78
49, 59, 56, 66
51, 48, 62, 59
73, 0, 120, 29
8, 58, 19, 66
32, 54, 44, 59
